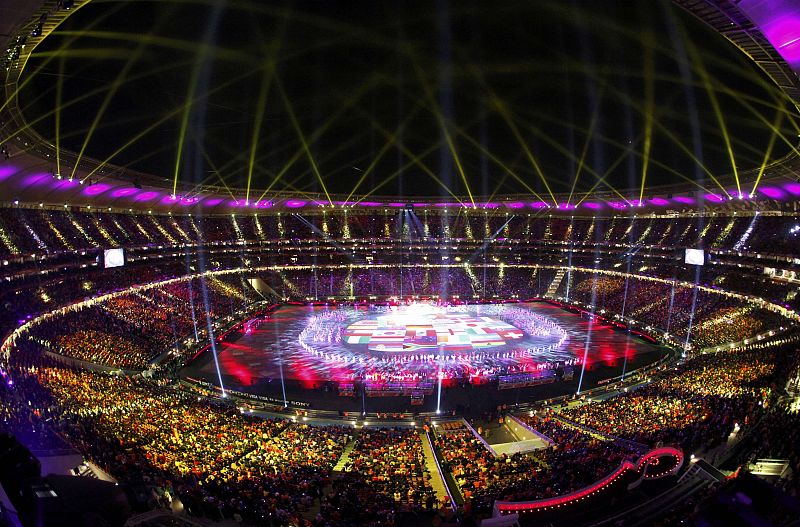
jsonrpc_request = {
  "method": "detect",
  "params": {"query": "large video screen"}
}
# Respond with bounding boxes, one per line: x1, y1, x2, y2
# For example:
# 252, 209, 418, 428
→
685, 248, 705, 266
103, 248, 125, 269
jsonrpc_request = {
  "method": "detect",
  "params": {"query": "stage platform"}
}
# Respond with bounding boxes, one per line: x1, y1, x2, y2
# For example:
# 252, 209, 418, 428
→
181, 301, 668, 414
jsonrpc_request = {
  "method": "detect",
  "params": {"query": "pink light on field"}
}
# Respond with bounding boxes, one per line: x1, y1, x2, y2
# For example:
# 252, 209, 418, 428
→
285, 199, 307, 208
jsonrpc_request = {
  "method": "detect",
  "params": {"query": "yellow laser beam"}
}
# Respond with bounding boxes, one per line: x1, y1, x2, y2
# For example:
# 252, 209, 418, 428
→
568, 99, 602, 206
408, 57, 476, 207
84, 68, 260, 183
344, 103, 425, 203
72, 33, 157, 182
750, 108, 785, 195
246, 54, 279, 204
254, 75, 380, 203
278, 81, 332, 205
639, 29, 655, 205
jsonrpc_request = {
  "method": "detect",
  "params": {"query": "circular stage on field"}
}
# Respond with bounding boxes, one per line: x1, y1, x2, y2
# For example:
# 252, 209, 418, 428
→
182, 301, 669, 413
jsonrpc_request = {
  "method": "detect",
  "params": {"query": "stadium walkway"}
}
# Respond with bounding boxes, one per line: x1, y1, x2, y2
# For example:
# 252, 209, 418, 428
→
332, 439, 357, 473
419, 430, 449, 504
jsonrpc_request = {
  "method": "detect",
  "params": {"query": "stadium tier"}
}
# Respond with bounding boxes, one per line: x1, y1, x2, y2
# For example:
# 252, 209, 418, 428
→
2, 0, 800, 526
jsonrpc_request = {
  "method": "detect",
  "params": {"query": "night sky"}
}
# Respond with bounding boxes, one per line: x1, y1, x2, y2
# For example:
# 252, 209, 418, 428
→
19, 0, 798, 198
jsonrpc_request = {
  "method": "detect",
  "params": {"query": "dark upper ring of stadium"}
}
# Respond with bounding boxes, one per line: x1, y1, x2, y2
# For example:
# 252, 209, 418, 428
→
1, 0, 799, 212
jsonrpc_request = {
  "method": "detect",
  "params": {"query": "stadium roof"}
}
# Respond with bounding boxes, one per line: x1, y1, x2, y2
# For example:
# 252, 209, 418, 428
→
1, 0, 799, 213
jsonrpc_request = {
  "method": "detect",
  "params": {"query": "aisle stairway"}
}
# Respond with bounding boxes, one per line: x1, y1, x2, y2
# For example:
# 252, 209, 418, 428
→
419, 430, 450, 505
332, 438, 357, 473
546, 269, 567, 297
301, 439, 358, 522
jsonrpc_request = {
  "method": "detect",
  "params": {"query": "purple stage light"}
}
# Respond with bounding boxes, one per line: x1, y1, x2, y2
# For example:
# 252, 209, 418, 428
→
52, 179, 80, 190
783, 182, 800, 195
529, 201, 548, 209
358, 201, 381, 207
133, 191, 160, 202
672, 196, 695, 204
110, 187, 139, 198
607, 201, 627, 209
256, 200, 273, 208
285, 199, 308, 208
506, 201, 525, 209
388, 202, 405, 207
704, 193, 724, 202
582, 202, 602, 209
0, 166, 16, 182
648, 197, 670, 206
758, 186, 785, 199
739, 0, 800, 68
204, 197, 223, 206
82, 183, 111, 196
24, 173, 50, 186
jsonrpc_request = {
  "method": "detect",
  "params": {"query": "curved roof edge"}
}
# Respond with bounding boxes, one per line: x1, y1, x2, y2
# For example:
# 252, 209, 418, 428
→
1, 0, 799, 214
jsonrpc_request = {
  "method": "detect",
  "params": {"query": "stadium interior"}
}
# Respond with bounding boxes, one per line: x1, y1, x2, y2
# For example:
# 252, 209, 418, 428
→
1, 1, 800, 526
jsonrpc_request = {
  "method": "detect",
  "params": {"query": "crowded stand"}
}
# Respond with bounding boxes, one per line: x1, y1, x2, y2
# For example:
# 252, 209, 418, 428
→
0, 207, 798, 259
430, 416, 631, 515
2, 0, 800, 524
563, 273, 789, 348
0, 204, 797, 525
559, 344, 797, 454
6, 350, 352, 524
432, 422, 540, 508
10, 273, 260, 370
510, 412, 635, 498
341, 428, 436, 512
